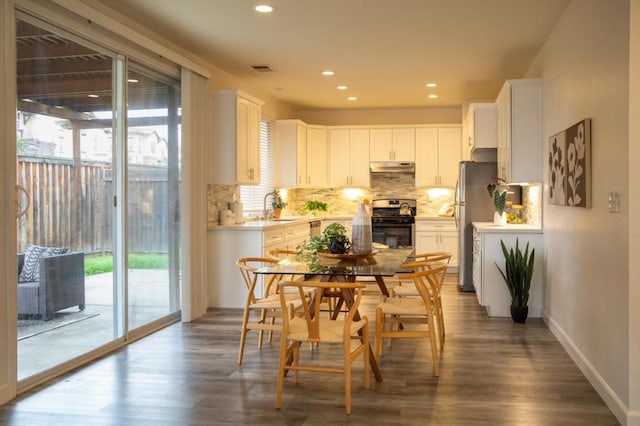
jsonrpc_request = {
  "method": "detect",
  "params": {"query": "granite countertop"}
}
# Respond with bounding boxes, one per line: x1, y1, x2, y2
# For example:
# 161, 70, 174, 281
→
208, 215, 357, 231
472, 221, 542, 234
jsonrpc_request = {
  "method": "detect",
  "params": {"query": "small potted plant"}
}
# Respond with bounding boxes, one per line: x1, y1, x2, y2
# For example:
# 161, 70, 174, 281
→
487, 177, 507, 225
496, 238, 535, 323
297, 222, 351, 257
301, 199, 329, 216
271, 190, 287, 219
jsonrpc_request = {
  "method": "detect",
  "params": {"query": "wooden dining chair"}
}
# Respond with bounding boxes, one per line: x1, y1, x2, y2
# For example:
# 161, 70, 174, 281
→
266, 248, 297, 261
235, 257, 303, 365
375, 263, 448, 377
392, 252, 452, 348
275, 280, 370, 415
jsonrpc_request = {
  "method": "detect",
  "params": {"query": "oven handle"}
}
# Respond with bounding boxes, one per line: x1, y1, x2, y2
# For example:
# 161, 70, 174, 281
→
372, 222, 415, 227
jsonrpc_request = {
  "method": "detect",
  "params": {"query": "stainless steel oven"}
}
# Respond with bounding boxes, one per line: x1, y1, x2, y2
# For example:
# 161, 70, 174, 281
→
371, 199, 416, 248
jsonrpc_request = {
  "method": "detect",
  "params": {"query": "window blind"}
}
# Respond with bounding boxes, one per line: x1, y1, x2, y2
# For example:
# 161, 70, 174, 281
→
240, 117, 275, 212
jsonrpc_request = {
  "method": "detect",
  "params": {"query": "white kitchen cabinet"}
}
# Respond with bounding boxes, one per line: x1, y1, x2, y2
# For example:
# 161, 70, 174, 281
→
276, 120, 328, 188
210, 90, 263, 184
467, 103, 497, 150
208, 221, 311, 308
472, 223, 543, 317
305, 126, 328, 186
495, 79, 542, 183
328, 128, 370, 187
370, 128, 415, 162
415, 126, 461, 187
414, 219, 458, 267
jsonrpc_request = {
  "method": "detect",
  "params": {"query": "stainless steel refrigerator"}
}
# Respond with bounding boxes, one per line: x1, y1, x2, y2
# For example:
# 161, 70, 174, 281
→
455, 161, 497, 292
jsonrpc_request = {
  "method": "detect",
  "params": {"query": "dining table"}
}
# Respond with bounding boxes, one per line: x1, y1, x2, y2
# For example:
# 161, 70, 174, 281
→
254, 247, 414, 382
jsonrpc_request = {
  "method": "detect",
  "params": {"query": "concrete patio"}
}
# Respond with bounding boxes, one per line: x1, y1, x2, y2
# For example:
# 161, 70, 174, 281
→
17, 269, 177, 379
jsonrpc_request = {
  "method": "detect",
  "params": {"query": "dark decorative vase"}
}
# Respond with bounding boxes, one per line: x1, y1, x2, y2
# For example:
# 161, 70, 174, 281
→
510, 305, 528, 323
329, 237, 350, 254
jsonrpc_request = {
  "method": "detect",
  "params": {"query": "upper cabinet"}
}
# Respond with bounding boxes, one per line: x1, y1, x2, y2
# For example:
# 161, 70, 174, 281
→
495, 79, 542, 183
276, 120, 327, 187
210, 90, 264, 185
415, 126, 461, 187
467, 103, 497, 150
328, 128, 370, 187
370, 128, 415, 162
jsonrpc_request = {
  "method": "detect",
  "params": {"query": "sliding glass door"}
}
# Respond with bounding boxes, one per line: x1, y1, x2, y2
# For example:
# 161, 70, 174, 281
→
15, 15, 181, 380
126, 64, 181, 331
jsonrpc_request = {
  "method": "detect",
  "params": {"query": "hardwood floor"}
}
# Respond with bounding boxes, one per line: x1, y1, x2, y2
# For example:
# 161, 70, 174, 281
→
0, 275, 619, 425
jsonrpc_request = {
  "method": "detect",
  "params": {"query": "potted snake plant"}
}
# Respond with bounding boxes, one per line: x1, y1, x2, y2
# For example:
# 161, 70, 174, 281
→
496, 238, 535, 323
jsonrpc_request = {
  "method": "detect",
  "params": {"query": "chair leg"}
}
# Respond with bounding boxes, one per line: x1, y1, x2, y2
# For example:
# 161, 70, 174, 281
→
375, 307, 383, 358
344, 340, 352, 415
258, 310, 267, 349
275, 338, 289, 409
363, 322, 370, 390
293, 342, 301, 384
437, 301, 445, 349
427, 314, 440, 377
237, 308, 251, 365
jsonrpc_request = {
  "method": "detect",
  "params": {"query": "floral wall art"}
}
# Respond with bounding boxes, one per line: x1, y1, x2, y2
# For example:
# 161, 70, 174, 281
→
548, 118, 591, 207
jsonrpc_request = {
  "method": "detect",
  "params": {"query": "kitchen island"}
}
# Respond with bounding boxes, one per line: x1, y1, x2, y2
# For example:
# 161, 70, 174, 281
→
472, 222, 544, 318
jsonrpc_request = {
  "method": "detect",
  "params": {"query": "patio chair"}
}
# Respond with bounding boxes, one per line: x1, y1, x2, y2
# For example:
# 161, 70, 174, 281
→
17, 248, 85, 320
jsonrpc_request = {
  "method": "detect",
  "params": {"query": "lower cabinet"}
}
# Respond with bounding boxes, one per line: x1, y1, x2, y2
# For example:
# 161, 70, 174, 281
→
472, 226, 543, 317
414, 219, 458, 267
208, 222, 310, 308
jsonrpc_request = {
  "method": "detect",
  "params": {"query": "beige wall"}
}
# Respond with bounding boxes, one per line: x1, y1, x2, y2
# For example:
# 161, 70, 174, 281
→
527, 0, 631, 422
629, 1, 640, 423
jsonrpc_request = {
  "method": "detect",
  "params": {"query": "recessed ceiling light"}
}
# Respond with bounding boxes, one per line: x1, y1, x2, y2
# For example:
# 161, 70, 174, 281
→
128, 78, 139, 83
348, 96, 358, 101
255, 4, 275, 13
88, 94, 99, 98
322, 70, 335, 76
427, 94, 439, 99
337, 85, 348, 90
426, 82, 437, 88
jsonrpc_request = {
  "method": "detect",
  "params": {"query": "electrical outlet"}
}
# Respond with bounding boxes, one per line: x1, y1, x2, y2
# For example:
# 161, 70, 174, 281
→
608, 191, 621, 213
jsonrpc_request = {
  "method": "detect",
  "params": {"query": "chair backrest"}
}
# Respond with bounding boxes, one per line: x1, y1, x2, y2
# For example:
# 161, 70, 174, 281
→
266, 249, 297, 261
414, 252, 452, 265
401, 263, 448, 311
236, 257, 280, 303
278, 280, 366, 342
403, 254, 451, 291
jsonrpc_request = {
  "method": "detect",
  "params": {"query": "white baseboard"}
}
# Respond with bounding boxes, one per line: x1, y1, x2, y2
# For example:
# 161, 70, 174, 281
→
543, 311, 628, 425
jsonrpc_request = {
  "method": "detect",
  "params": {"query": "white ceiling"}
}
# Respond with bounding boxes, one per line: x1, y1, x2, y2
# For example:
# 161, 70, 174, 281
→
103, 0, 570, 111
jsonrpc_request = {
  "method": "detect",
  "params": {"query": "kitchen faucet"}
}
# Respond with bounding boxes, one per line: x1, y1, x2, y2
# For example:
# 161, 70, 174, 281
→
263, 190, 277, 220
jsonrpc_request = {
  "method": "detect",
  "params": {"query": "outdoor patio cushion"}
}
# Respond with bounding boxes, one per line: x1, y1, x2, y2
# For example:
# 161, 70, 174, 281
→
18, 245, 68, 283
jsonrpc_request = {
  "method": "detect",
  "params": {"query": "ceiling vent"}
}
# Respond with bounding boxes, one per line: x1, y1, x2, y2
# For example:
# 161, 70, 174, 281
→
251, 65, 273, 72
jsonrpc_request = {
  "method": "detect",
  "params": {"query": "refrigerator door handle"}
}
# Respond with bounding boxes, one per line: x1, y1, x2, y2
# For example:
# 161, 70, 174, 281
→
454, 179, 459, 229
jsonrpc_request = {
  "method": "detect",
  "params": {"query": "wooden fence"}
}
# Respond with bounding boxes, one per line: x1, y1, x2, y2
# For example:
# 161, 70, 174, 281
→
17, 157, 174, 254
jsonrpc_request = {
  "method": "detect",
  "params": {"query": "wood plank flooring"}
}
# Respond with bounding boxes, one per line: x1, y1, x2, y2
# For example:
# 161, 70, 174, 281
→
0, 275, 619, 425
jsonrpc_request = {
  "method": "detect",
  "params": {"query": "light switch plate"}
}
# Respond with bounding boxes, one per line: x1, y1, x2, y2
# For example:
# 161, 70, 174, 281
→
608, 191, 621, 213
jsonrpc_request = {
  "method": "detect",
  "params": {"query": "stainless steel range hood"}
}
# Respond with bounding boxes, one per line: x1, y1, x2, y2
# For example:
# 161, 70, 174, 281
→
370, 161, 415, 173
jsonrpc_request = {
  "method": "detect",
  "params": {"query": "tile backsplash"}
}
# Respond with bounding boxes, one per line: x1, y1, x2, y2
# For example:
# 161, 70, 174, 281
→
206, 177, 541, 226
206, 172, 456, 224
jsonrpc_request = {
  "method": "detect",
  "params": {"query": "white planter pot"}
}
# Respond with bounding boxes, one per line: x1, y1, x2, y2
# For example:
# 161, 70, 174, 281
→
493, 211, 507, 225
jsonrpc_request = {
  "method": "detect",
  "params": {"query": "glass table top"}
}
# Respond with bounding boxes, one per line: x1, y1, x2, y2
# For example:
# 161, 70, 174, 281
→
254, 248, 414, 277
